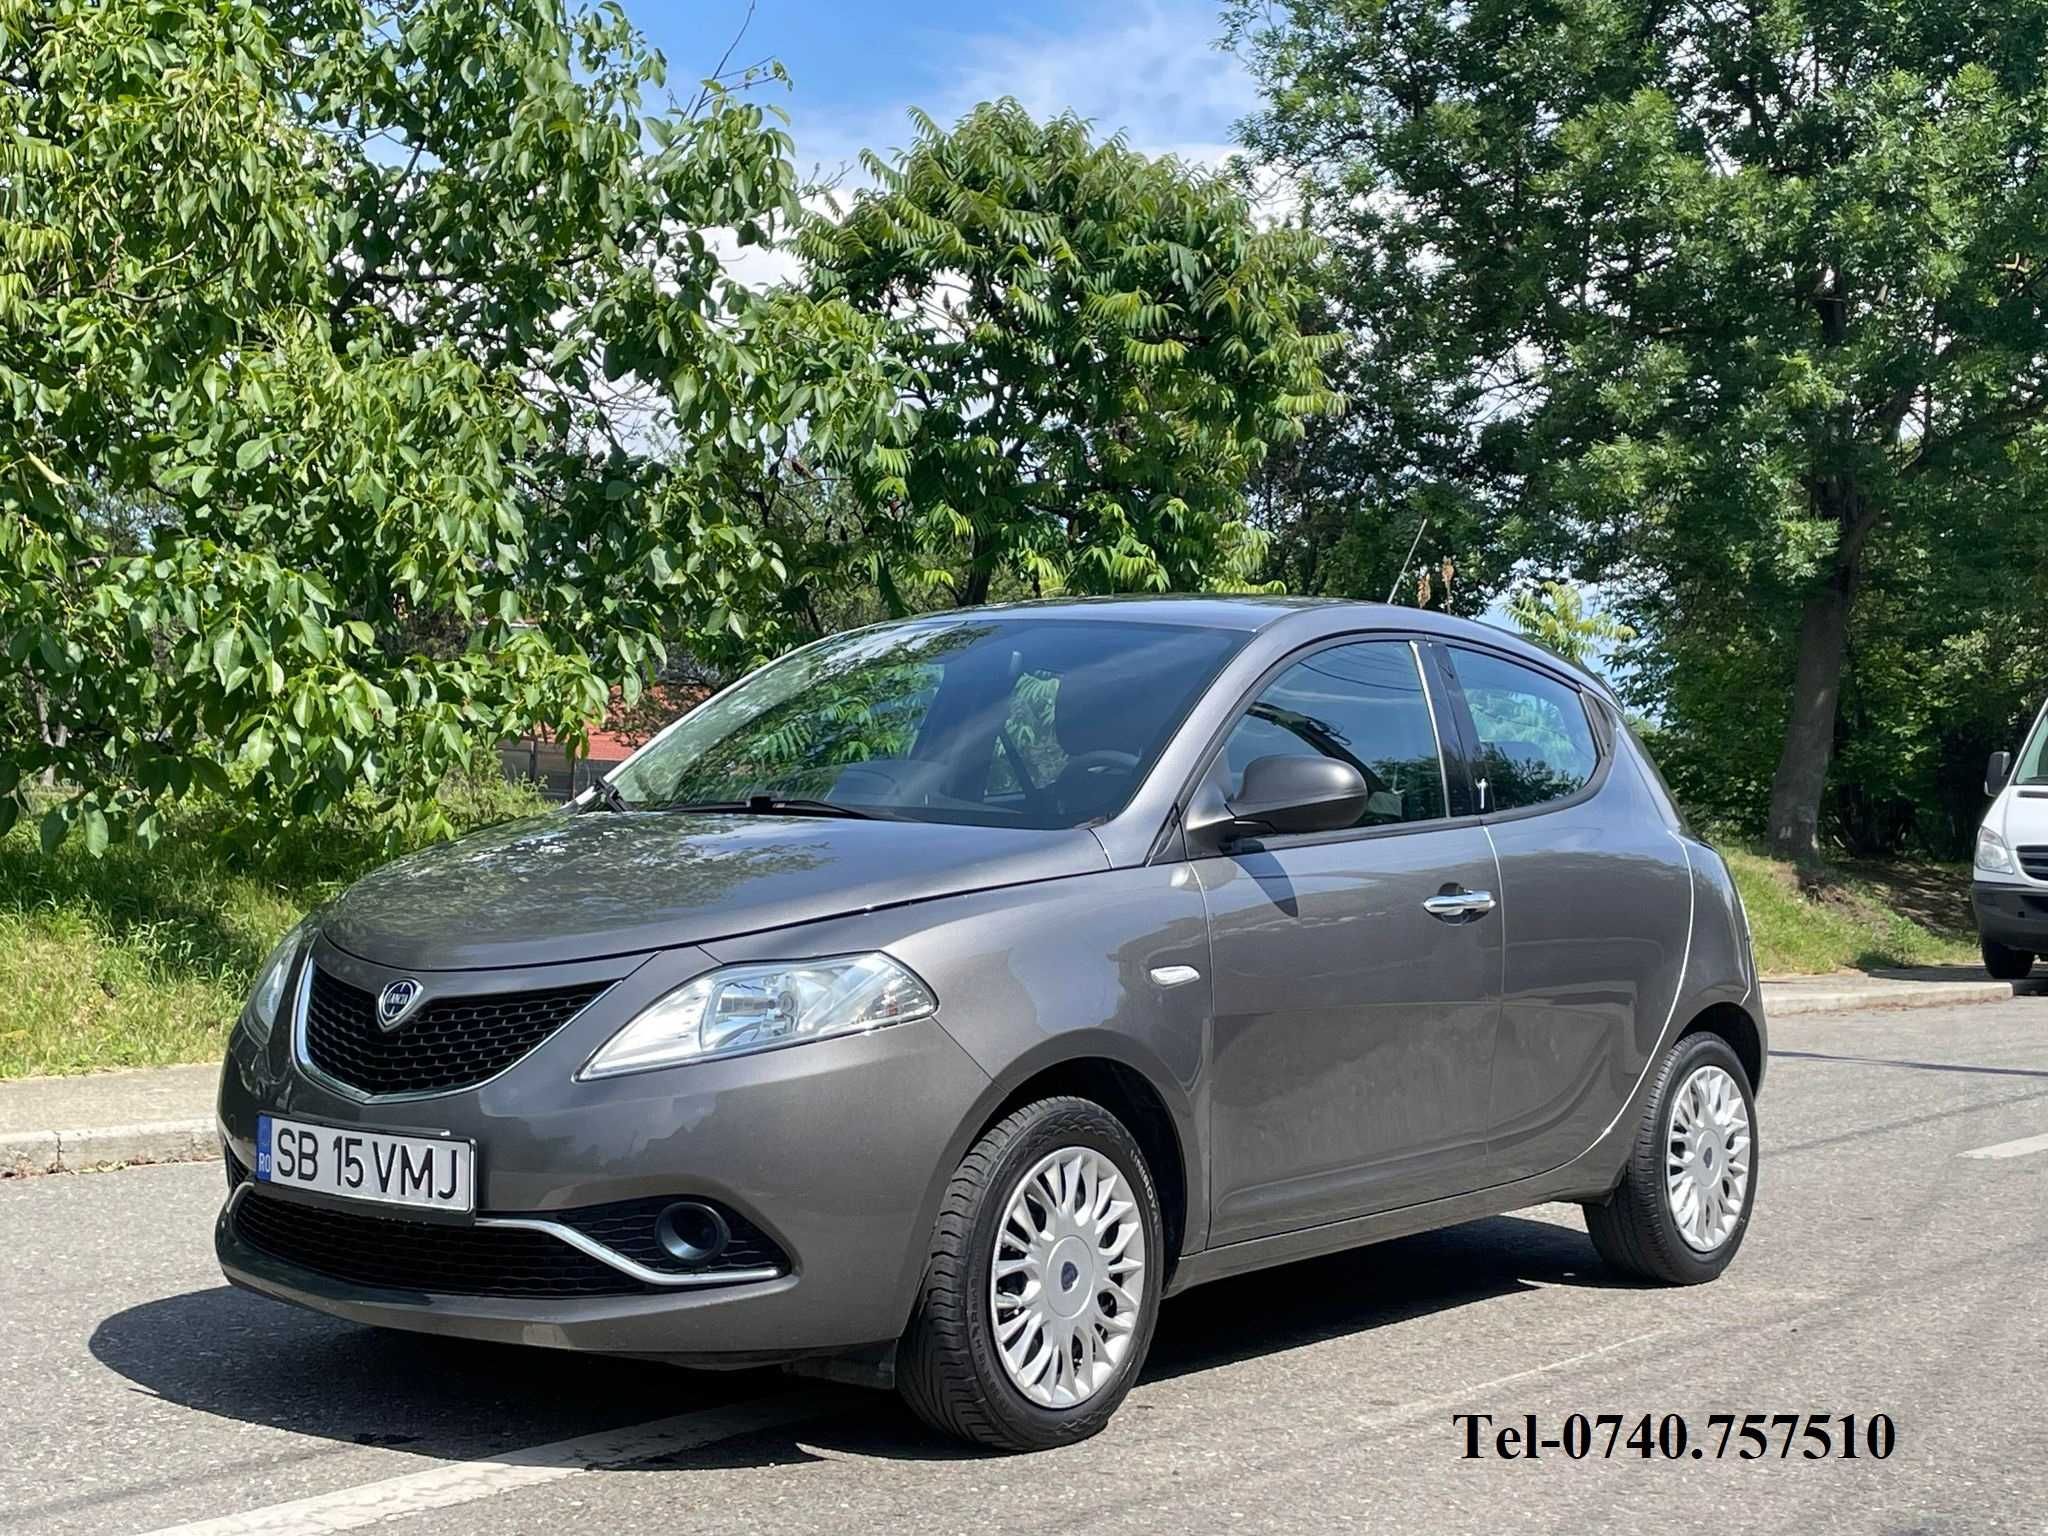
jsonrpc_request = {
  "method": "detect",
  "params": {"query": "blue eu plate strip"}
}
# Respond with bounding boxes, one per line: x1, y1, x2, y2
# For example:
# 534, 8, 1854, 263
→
256, 1114, 273, 1181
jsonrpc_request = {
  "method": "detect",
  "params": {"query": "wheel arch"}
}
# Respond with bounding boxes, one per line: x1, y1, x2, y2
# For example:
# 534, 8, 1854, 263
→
899, 1032, 1198, 1324
972, 1055, 1190, 1276
1679, 1000, 1765, 1096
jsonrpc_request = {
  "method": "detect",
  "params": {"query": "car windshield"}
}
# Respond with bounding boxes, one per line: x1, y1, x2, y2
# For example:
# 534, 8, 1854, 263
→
606, 617, 1246, 829
2018, 707, 2048, 786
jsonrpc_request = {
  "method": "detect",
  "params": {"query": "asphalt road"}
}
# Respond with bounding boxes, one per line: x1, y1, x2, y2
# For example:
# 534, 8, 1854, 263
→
6, 999, 2048, 1536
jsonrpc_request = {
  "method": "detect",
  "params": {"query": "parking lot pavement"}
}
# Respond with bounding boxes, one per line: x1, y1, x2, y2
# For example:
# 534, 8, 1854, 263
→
5, 999, 2048, 1536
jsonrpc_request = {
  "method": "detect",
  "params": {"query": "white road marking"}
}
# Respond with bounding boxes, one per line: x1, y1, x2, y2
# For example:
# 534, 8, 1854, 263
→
1959, 1130, 2048, 1160
1352, 1330, 1672, 1431
130, 1393, 824, 1536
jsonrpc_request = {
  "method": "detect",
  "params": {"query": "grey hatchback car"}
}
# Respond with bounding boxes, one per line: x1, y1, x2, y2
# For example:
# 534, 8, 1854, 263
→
216, 598, 1763, 1451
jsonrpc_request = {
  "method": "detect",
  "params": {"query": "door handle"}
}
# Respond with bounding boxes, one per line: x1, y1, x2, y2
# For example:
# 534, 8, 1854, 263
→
1423, 888, 1496, 921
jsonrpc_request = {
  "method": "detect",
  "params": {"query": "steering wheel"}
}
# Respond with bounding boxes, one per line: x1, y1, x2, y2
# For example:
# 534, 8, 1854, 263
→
1051, 750, 1142, 821
1060, 750, 1141, 777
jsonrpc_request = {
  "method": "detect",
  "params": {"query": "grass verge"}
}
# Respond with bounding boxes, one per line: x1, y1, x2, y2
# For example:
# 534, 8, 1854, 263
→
1723, 844, 1979, 977
0, 796, 1983, 1076
0, 776, 545, 1079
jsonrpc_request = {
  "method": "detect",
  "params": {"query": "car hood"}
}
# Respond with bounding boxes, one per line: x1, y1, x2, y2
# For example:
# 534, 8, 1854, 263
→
1992, 787, 2048, 853
320, 811, 1110, 970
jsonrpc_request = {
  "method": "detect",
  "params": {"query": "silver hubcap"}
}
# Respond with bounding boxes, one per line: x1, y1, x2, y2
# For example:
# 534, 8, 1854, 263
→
989, 1146, 1148, 1408
1666, 1064, 1752, 1252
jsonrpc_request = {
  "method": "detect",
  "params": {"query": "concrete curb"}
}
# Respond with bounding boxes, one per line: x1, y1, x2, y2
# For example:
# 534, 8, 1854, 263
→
0, 976, 2026, 1176
1759, 979, 2017, 1017
0, 1118, 215, 1177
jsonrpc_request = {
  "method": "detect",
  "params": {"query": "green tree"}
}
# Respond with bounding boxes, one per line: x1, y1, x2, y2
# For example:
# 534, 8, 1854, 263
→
1233, 0, 2048, 860
1235, 235, 1512, 616
790, 101, 1344, 616
0, 0, 901, 850
1642, 505, 2048, 854
1505, 581, 1635, 670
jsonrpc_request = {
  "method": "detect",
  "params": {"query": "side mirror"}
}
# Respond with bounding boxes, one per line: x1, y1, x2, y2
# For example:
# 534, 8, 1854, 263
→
1221, 755, 1370, 838
1987, 750, 2013, 797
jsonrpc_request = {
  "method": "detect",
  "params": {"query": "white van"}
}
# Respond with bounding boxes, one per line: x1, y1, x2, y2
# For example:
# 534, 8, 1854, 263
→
1973, 701, 2048, 978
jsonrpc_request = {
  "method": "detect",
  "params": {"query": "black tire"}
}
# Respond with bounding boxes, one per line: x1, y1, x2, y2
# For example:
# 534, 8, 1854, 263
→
1983, 937, 2035, 980
1583, 1032, 1757, 1285
897, 1096, 1164, 1452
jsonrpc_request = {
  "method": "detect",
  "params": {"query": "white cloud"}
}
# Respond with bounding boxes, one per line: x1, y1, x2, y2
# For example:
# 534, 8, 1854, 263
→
718, 4, 1264, 292
707, 221, 810, 292
790, 1, 1256, 178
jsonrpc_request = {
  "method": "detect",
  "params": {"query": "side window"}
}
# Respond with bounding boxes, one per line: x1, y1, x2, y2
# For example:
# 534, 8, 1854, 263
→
1449, 649, 1599, 810
1216, 641, 1447, 828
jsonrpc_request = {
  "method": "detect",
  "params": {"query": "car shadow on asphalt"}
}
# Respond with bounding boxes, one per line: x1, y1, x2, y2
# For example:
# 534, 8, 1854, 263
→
1768, 1046, 2048, 1080
86, 1213, 1619, 1468
1143, 1211, 1620, 1385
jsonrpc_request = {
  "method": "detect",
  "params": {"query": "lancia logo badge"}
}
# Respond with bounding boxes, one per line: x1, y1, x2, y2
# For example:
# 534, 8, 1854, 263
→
377, 979, 425, 1032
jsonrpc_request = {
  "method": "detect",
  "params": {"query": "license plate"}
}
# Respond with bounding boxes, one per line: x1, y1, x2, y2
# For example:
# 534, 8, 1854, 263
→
257, 1114, 474, 1214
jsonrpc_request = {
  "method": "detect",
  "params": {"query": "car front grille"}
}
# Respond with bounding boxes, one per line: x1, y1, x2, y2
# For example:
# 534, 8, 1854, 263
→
229, 1185, 789, 1298
303, 966, 609, 1096
233, 1188, 659, 1297
2018, 846, 2048, 880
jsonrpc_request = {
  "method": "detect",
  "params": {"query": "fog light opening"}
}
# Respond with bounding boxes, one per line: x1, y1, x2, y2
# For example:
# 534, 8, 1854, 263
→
654, 1201, 731, 1266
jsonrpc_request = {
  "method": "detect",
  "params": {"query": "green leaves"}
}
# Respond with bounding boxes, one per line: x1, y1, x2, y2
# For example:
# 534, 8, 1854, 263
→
796, 100, 1342, 613
211, 628, 243, 688
81, 807, 109, 858
39, 806, 69, 857
1233, 0, 2048, 853
0, 0, 865, 853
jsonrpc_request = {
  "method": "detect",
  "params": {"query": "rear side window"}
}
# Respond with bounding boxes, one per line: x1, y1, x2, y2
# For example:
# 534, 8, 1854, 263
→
1448, 648, 1599, 810
1217, 640, 1447, 828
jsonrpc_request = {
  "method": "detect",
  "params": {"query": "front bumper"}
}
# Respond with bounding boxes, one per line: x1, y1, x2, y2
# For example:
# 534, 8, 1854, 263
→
215, 936, 991, 1362
1971, 880, 2048, 952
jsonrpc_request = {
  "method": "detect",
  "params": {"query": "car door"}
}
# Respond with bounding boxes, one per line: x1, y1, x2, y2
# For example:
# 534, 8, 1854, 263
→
1194, 637, 1505, 1244
1435, 644, 1695, 1183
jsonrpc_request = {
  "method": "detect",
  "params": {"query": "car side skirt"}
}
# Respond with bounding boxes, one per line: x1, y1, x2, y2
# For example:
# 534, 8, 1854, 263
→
1163, 1120, 1630, 1296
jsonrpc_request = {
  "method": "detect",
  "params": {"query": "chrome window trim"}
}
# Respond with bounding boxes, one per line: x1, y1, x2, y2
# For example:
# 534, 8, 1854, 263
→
1411, 638, 1454, 817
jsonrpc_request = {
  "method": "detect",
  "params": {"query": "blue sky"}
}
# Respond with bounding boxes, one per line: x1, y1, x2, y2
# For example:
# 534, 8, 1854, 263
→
621, 3, 1577, 666
627, 1, 1254, 174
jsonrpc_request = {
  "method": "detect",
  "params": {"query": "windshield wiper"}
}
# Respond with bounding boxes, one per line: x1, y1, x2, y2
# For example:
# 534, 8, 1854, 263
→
661, 795, 892, 821
585, 776, 635, 813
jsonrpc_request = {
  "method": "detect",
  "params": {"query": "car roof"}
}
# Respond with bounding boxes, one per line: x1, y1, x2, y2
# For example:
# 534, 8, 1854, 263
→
928, 593, 1331, 631
889, 595, 1619, 703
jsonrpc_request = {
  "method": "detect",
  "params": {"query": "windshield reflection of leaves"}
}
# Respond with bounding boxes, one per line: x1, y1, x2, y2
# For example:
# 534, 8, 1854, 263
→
636, 624, 991, 808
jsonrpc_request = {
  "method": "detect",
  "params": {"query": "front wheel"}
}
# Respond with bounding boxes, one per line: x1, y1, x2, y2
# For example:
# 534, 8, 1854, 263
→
897, 1097, 1163, 1451
1982, 937, 2035, 980
1584, 1031, 1757, 1285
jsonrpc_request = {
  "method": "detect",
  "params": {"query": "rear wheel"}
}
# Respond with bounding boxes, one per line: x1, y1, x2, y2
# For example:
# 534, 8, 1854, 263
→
1584, 1032, 1757, 1285
897, 1096, 1162, 1452
1982, 937, 2035, 980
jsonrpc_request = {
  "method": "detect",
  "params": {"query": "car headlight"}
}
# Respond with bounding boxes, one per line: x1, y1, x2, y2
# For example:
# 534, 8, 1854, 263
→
1976, 826, 2017, 875
578, 953, 938, 1080
242, 918, 312, 1043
